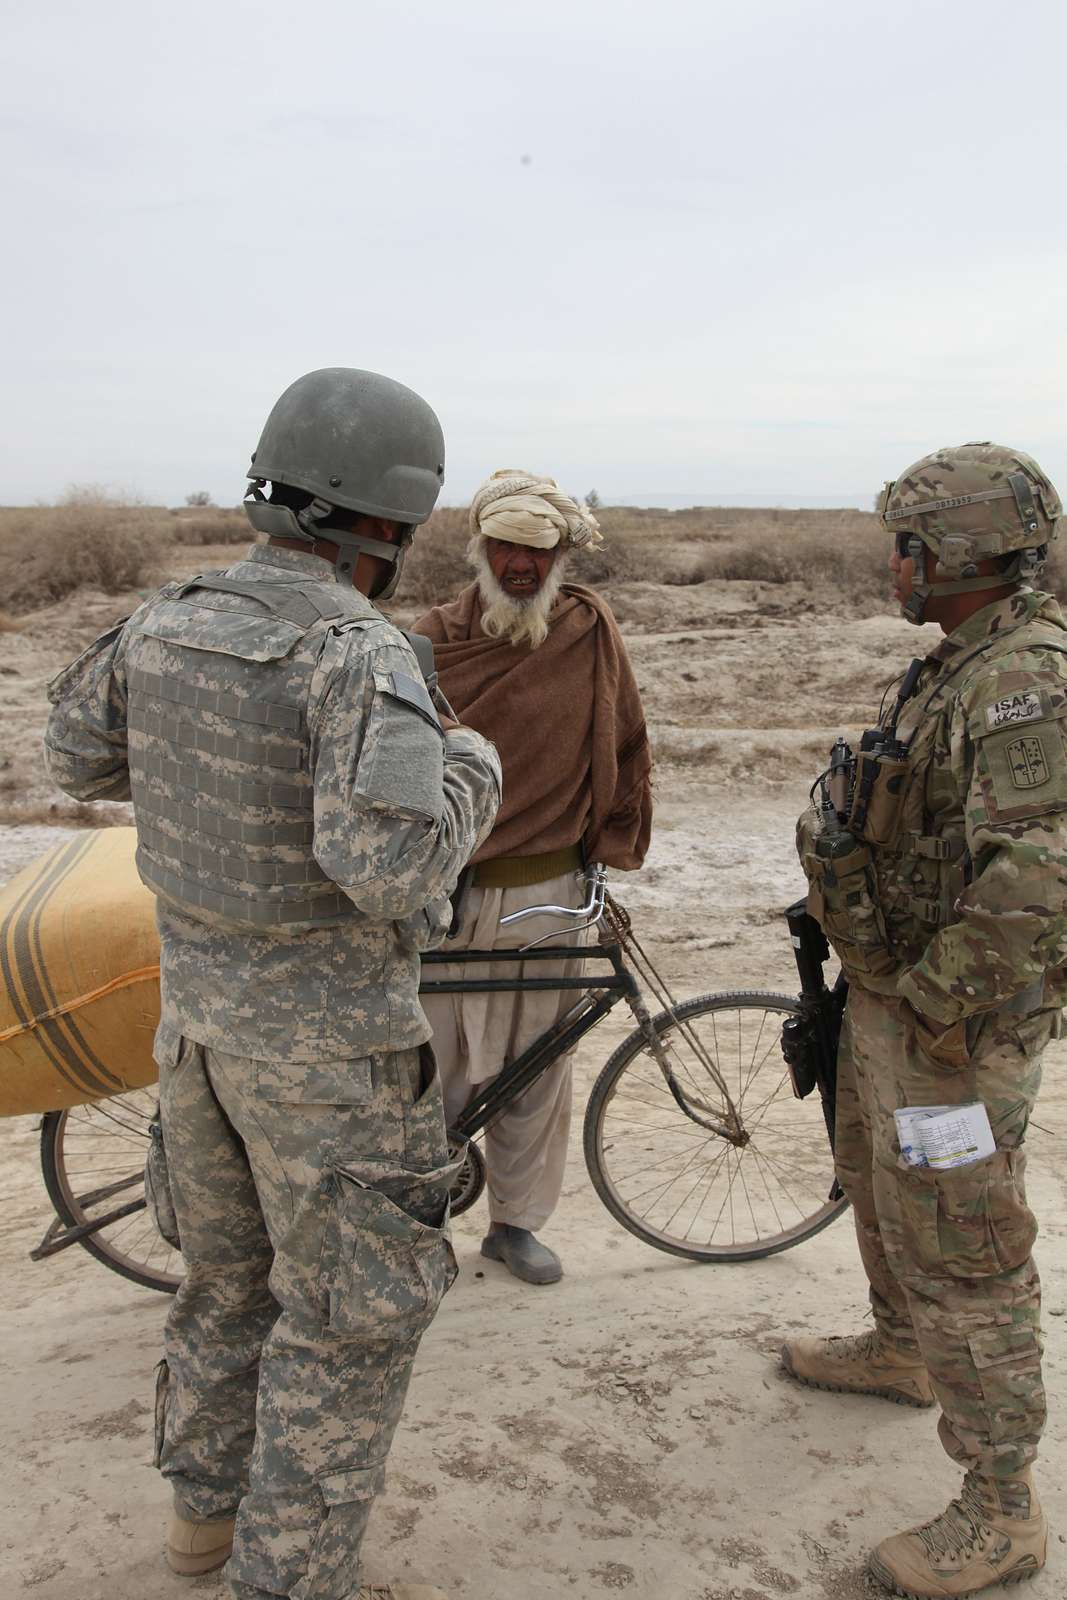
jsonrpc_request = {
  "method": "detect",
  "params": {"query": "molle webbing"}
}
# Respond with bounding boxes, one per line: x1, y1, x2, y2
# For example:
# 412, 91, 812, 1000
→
136, 750, 309, 812
125, 570, 370, 930
128, 707, 304, 770
137, 821, 329, 888
128, 667, 303, 732
910, 834, 966, 861
131, 781, 312, 847
137, 852, 354, 928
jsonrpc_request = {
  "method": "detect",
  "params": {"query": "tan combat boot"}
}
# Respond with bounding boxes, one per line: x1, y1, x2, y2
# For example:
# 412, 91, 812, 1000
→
868, 1471, 1046, 1597
780, 1329, 935, 1407
165, 1508, 236, 1575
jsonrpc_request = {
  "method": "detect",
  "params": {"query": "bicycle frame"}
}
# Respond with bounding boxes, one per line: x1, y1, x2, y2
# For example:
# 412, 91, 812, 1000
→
420, 941, 638, 1141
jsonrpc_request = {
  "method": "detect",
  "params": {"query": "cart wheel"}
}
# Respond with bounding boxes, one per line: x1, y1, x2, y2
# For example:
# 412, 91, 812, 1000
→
449, 1139, 487, 1217
40, 1090, 182, 1294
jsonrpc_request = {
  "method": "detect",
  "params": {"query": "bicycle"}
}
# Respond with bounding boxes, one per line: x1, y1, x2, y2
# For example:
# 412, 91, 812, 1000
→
33, 866, 848, 1293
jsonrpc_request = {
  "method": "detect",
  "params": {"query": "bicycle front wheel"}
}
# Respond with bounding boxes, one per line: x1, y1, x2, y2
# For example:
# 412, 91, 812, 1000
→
584, 990, 848, 1262
40, 1090, 182, 1294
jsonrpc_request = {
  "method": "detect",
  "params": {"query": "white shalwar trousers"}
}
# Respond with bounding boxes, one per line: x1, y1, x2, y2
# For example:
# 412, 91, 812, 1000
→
422, 871, 590, 1232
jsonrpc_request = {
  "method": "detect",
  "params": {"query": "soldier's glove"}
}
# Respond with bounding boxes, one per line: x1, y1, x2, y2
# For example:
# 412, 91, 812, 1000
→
901, 1002, 971, 1070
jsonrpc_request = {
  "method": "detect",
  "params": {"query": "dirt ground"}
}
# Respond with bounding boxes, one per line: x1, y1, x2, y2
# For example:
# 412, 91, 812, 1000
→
3, 550, 1066, 1600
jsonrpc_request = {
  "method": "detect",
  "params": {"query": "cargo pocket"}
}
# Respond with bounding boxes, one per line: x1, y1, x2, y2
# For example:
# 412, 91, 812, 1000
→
897, 1148, 1037, 1279
153, 1358, 170, 1468
320, 1155, 462, 1341
966, 1323, 1045, 1444
145, 1118, 181, 1251
290, 1462, 387, 1600
403, 1042, 450, 1171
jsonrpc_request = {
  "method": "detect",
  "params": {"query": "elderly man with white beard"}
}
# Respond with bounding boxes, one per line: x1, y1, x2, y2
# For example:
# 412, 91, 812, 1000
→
412, 469, 653, 1284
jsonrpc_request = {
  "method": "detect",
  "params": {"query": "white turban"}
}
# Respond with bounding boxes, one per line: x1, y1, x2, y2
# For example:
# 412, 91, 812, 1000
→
469, 468, 603, 552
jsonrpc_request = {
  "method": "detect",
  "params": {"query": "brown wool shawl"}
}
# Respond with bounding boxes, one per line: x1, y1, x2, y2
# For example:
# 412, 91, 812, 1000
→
412, 582, 652, 869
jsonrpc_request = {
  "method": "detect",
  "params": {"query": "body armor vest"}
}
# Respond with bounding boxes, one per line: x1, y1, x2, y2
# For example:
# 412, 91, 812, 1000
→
125, 571, 376, 933
799, 612, 1067, 992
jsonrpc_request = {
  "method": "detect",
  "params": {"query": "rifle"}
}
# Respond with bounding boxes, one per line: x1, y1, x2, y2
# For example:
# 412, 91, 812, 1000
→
781, 897, 847, 1196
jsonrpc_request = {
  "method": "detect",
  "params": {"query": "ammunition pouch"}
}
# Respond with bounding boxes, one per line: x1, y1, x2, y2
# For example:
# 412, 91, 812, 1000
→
848, 750, 909, 846
797, 811, 899, 985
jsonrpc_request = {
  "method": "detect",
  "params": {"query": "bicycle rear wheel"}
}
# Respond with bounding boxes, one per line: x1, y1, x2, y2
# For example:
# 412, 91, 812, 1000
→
40, 1090, 182, 1293
584, 989, 848, 1262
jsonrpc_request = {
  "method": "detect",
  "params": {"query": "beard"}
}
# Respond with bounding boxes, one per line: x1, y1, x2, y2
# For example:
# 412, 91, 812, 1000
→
469, 537, 567, 649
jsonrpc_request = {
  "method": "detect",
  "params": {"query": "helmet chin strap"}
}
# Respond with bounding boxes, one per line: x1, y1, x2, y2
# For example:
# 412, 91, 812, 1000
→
244, 486, 411, 595
900, 536, 1032, 626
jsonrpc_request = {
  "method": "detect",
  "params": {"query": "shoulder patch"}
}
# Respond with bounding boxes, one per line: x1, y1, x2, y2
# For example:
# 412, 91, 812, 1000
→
385, 670, 441, 731
983, 689, 1047, 731
976, 720, 1067, 823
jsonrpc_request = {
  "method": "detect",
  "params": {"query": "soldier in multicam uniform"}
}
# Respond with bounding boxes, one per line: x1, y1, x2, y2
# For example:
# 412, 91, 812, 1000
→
44, 368, 502, 1600
784, 443, 1066, 1597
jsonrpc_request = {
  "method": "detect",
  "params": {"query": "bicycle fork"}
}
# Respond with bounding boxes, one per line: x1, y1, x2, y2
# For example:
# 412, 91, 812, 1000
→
625, 984, 749, 1147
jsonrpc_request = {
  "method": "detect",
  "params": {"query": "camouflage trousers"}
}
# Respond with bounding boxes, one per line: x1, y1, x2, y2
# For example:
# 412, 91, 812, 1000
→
154, 1033, 459, 1600
835, 984, 1051, 1483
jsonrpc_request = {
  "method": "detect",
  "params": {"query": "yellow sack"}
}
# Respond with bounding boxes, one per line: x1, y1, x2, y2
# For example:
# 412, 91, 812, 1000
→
0, 828, 161, 1116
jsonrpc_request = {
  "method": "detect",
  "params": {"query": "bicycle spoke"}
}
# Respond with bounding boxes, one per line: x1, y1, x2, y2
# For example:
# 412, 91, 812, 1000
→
43, 1094, 182, 1293
587, 992, 848, 1261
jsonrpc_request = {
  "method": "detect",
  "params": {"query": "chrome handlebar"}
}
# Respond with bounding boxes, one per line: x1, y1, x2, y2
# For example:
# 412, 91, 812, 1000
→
499, 865, 608, 950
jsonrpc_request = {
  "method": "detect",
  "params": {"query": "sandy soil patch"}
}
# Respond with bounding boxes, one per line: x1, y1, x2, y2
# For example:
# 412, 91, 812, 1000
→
2, 554, 1064, 1599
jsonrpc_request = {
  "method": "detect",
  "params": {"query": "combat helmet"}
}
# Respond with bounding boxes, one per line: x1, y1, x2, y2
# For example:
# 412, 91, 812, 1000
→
878, 442, 1061, 625
243, 367, 445, 596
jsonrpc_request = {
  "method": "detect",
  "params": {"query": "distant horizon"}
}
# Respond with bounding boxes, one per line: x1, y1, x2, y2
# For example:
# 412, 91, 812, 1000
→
447, 491, 874, 513
1, 490, 875, 514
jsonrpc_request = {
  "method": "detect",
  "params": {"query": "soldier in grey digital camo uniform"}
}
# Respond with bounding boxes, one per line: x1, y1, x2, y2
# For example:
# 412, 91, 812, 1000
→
44, 369, 502, 1600
785, 444, 1066, 1598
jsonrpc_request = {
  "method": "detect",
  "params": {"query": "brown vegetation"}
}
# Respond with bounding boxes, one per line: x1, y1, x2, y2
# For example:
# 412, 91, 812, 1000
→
2, 494, 1064, 619
170, 507, 250, 545
396, 503, 1067, 615
0, 492, 168, 613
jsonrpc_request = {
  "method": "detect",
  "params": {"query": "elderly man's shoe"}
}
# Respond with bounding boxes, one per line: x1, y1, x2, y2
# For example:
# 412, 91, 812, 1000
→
868, 1471, 1046, 1596
481, 1223, 562, 1284
166, 1509, 236, 1575
781, 1329, 935, 1407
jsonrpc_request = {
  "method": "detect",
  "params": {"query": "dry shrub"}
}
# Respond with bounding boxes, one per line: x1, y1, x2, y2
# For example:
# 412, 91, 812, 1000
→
392, 507, 471, 609
173, 508, 251, 546
0, 489, 169, 613
684, 510, 886, 604
397, 503, 887, 610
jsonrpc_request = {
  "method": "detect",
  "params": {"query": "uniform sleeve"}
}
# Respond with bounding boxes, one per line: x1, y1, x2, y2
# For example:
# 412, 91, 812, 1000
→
309, 629, 502, 921
43, 623, 132, 802
898, 664, 1067, 1026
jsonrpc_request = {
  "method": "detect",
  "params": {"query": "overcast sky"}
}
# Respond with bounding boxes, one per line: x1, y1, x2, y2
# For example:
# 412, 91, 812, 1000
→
3, 0, 1066, 509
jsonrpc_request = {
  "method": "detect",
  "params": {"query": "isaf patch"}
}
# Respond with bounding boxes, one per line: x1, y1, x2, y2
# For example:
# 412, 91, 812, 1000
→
985, 690, 1043, 730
